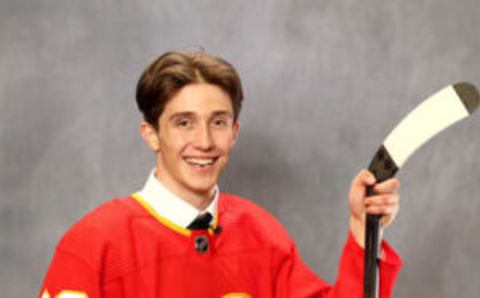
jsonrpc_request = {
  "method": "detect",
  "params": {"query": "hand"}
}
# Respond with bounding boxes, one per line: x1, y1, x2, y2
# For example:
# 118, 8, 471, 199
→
348, 169, 400, 248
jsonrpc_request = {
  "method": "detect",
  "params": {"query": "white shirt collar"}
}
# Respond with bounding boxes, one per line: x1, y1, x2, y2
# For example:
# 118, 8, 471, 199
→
135, 169, 218, 228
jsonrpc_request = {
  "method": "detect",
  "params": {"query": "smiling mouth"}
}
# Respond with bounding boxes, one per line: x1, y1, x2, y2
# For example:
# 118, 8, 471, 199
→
184, 157, 218, 167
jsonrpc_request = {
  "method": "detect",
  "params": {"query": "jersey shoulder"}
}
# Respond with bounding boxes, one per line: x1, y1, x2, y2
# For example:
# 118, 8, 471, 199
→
54, 196, 144, 265
219, 193, 295, 250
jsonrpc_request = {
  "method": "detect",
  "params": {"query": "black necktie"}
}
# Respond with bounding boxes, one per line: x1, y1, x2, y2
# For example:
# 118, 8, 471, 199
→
187, 212, 213, 230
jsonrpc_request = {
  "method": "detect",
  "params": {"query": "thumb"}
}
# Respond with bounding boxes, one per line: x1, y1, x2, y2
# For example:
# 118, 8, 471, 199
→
350, 169, 376, 199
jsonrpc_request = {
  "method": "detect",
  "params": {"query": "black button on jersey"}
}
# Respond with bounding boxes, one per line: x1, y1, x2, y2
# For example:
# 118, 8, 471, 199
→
194, 235, 209, 253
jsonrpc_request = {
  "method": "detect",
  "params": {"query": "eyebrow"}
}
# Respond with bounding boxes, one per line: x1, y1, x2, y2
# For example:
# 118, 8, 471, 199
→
168, 112, 195, 121
168, 110, 233, 121
211, 110, 234, 118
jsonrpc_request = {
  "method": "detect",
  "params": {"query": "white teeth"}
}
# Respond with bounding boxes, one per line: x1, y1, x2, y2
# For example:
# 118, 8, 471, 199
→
185, 158, 215, 166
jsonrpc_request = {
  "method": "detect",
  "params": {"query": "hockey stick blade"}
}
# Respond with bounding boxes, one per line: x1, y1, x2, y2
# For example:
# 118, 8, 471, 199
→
364, 82, 479, 298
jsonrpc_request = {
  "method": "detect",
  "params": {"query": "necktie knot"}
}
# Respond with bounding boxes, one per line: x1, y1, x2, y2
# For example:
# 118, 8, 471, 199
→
187, 212, 213, 230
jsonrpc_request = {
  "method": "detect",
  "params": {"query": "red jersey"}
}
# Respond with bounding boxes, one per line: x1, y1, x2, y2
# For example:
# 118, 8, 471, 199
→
40, 193, 401, 297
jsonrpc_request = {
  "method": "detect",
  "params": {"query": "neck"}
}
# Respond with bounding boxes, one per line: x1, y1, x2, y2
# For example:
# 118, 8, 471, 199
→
154, 171, 214, 211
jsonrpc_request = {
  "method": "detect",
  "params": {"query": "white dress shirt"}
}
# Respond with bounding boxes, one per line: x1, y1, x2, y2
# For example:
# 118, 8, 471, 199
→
134, 169, 218, 229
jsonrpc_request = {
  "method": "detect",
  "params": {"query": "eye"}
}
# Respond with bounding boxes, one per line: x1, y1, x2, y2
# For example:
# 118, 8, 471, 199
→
175, 118, 192, 128
214, 119, 226, 126
212, 117, 231, 128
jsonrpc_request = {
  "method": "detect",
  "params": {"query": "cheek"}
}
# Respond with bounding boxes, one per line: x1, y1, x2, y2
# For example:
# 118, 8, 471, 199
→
216, 134, 236, 152
159, 133, 191, 156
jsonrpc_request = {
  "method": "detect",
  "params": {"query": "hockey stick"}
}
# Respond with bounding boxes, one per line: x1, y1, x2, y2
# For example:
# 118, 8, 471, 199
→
364, 82, 479, 298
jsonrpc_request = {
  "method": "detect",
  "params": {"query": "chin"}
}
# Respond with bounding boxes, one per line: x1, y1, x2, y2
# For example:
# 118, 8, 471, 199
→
186, 180, 217, 195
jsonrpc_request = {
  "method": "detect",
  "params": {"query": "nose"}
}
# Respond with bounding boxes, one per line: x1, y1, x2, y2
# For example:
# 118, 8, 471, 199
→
194, 124, 214, 151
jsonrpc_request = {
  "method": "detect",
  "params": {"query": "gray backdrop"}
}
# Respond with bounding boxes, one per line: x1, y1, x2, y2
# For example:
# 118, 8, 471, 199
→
1, 0, 480, 297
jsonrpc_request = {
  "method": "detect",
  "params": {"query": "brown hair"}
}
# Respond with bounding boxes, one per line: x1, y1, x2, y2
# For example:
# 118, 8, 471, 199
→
136, 51, 243, 129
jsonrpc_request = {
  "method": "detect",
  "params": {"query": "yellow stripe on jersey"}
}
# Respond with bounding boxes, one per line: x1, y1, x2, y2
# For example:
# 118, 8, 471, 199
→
131, 193, 192, 237
208, 211, 219, 235
41, 290, 51, 298
38, 290, 88, 298
222, 293, 252, 298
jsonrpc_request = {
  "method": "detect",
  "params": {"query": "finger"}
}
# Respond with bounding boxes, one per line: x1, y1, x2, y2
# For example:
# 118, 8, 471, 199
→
362, 169, 376, 186
350, 170, 376, 201
373, 178, 400, 193
381, 207, 399, 227
352, 169, 376, 188
366, 203, 399, 215
364, 193, 399, 207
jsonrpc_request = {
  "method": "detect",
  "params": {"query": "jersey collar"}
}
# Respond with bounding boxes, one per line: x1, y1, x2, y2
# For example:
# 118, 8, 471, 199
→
134, 169, 218, 229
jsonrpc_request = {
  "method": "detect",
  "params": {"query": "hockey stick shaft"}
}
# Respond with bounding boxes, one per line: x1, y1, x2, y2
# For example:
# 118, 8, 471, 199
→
364, 213, 381, 298
364, 146, 398, 298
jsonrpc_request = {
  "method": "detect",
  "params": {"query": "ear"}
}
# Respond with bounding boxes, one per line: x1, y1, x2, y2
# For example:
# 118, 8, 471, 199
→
140, 121, 160, 151
231, 121, 240, 146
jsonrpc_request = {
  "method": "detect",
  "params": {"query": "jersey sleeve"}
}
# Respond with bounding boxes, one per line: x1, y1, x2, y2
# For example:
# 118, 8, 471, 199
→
273, 232, 402, 298
326, 232, 402, 297
39, 248, 100, 298
273, 241, 331, 297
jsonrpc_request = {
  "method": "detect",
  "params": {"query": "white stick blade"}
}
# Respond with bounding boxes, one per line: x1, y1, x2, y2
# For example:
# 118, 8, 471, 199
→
384, 85, 472, 167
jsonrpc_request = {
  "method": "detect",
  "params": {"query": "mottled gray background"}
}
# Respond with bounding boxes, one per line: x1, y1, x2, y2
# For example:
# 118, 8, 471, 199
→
1, 0, 480, 297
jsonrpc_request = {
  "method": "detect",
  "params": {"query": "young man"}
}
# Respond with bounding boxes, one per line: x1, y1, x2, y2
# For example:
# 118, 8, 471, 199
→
40, 51, 402, 298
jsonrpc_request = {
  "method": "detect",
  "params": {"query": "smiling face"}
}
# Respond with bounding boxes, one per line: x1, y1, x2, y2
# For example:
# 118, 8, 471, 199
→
141, 83, 239, 208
